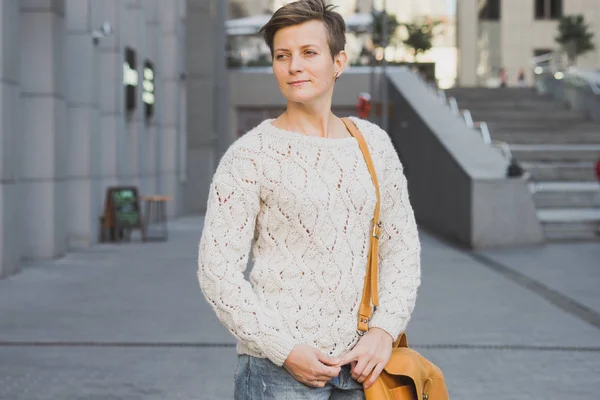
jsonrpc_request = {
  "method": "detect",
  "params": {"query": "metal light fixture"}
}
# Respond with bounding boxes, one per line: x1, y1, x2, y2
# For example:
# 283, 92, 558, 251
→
92, 21, 113, 45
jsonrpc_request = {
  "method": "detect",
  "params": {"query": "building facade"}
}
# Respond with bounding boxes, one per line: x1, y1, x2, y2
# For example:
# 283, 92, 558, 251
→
230, 0, 458, 87
376, 0, 457, 88
0, 0, 220, 278
458, 0, 600, 87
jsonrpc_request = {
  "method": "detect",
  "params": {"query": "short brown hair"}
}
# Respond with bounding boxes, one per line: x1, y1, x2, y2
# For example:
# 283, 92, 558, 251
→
260, 0, 346, 59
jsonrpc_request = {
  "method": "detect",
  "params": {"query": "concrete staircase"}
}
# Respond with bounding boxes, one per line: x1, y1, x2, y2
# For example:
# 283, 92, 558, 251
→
446, 88, 600, 241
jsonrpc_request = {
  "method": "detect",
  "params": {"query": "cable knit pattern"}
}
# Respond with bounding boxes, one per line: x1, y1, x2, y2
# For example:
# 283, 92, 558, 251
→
198, 117, 421, 367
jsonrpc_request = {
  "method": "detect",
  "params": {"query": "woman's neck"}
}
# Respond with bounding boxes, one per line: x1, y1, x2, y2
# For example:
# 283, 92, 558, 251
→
279, 103, 337, 138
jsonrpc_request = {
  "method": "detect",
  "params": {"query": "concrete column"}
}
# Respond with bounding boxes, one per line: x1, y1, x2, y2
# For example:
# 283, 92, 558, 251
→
158, 0, 185, 216
0, 1, 22, 276
177, 0, 187, 215
90, 0, 123, 219
121, 0, 144, 190
20, 0, 67, 260
140, 0, 160, 198
178, 54, 188, 214
456, 0, 478, 87
186, 0, 217, 214
65, 0, 98, 248
501, 0, 531, 87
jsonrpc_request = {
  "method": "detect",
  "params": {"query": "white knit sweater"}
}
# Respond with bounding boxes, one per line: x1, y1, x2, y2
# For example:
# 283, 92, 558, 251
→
198, 117, 421, 367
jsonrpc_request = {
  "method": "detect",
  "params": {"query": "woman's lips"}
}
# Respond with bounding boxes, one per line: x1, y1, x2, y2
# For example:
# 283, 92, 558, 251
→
289, 80, 309, 87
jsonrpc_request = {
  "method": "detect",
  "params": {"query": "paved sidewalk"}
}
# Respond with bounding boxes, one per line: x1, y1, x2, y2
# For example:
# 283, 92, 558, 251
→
0, 216, 599, 399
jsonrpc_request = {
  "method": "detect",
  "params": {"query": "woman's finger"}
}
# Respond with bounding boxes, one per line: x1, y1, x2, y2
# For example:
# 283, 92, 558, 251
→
323, 365, 341, 380
316, 351, 340, 366
363, 362, 386, 389
356, 359, 377, 383
350, 357, 368, 381
350, 360, 357, 375
314, 365, 341, 381
308, 357, 340, 381
309, 379, 326, 388
337, 348, 358, 366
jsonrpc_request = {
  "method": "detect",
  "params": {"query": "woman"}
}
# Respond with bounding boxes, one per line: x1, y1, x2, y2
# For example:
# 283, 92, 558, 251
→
499, 67, 508, 87
517, 68, 526, 87
197, 1, 421, 398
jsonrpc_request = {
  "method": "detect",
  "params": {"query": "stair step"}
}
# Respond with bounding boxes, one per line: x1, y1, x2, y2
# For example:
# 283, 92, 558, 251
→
454, 94, 562, 101
531, 181, 600, 208
512, 144, 600, 162
446, 88, 542, 100
487, 121, 599, 132
448, 88, 600, 242
538, 208, 600, 241
520, 162, 597, 181
469, 110, 581, 122
461, 106, 570, 115
491, 132, 600, 145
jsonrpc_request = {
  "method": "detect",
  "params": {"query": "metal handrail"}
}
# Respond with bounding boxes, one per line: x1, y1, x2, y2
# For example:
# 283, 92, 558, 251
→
439, 90, 515, 163
492, 140, 512, 160
448, 97, 459, 115
533, 52, 600, 96
564, 69, 600, 95
415, 74, 517, 167
462, 110, 474, 128
474, 122, 492, 145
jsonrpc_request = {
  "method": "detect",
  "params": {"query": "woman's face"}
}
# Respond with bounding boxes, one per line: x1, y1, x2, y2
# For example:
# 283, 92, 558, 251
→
272, 19, 346, 105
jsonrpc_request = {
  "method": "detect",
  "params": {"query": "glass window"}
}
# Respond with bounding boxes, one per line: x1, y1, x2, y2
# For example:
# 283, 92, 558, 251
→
479, 0, 501, 20
550, 0, 562, 19
535, 0, 562, 20
535, 0, 545, 19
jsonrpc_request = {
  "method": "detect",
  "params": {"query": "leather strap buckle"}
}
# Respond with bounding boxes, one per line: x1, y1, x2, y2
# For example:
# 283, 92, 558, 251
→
372, 221, 382, 239
357, 315, 370, 336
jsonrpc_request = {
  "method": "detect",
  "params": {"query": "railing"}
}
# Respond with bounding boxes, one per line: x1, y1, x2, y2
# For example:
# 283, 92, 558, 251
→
564, 68, 600, 96
532, 51, 600, 103
441, 93, 514, 161
474, 121, 492, 145
415, 71, 522, 177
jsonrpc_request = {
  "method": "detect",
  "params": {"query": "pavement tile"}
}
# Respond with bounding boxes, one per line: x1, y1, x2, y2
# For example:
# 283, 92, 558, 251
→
0, 216, 599, 400
479, 242, 600, 312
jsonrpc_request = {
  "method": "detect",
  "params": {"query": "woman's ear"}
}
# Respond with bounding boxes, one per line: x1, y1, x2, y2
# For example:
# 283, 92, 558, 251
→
334, 50, 348, 80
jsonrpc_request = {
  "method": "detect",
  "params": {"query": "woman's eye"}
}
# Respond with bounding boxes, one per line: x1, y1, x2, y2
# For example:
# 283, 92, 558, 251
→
275, 54, 287, 60
305, 50, 317, 56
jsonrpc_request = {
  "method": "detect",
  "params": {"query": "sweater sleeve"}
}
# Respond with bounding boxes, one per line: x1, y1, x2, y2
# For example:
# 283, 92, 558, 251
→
197, 136, 296, 366
368, 130, 421, 340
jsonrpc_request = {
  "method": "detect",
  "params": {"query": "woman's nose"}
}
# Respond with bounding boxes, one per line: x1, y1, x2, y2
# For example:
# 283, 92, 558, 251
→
289, 56, 303, 74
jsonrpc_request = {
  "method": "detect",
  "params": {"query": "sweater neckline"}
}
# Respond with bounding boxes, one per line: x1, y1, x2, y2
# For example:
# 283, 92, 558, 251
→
261, 118, 359, 147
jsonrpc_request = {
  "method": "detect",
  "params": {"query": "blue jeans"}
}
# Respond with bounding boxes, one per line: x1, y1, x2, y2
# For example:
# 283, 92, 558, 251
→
234, 355, 366, 400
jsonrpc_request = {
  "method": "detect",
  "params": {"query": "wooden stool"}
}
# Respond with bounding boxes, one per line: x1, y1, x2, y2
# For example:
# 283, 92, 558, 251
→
142, 195, 172, 241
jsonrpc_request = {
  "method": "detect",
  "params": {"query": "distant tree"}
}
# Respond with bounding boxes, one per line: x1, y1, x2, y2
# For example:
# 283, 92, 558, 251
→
371, 10, 400, 48
555, 14, 595, 65
401, 18, 442, 59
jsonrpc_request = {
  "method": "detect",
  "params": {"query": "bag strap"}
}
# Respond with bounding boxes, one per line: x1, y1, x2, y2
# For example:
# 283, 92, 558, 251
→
341, 117, 381, 336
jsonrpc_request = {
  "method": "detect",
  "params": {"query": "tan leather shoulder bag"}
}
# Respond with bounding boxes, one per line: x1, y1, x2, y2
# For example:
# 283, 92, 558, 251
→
341, 117, 449, 400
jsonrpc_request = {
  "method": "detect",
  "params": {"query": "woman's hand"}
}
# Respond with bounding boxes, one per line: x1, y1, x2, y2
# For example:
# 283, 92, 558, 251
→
337, 327, 393, 389
283, 344, 342, 388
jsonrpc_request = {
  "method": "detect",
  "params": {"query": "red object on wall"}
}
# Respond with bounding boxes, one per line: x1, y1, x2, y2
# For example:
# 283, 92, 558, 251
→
356, 92, 372, 119
595, 158, 600, 182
